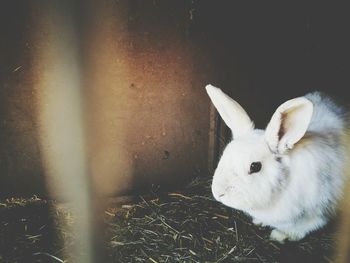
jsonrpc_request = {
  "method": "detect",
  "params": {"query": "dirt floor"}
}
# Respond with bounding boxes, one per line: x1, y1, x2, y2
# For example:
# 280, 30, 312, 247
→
0, 178, 338, 263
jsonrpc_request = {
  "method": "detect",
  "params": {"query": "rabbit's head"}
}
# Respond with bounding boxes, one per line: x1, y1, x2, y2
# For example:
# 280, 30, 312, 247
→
206, 85, 313, 211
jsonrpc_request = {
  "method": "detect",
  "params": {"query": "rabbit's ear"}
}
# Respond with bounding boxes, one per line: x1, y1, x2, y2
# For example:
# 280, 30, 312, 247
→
206, 84, 254, 138
265, 97, 313, 154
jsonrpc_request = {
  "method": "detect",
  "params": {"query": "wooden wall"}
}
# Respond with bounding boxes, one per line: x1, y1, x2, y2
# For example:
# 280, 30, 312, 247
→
0, 1, 349, 197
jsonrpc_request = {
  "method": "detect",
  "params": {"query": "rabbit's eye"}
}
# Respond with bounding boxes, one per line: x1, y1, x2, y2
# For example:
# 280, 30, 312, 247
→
249, 162, 262, 174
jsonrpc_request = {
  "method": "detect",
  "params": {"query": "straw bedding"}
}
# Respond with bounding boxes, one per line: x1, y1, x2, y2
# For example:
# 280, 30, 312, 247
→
0, 178, 336, 262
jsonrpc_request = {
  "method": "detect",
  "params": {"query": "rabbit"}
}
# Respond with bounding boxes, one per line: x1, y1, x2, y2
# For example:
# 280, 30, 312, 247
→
206, 84, 348, 243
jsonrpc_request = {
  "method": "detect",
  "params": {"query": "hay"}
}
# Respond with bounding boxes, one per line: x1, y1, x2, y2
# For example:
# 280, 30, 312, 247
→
0, 178, 337, 262
0, 197, 72, 263
106, 178, 337, 263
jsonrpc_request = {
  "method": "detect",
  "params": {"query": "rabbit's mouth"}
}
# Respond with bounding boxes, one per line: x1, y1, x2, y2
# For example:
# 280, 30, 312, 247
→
214, 187, 257, 211
219, 186, 234, 198
214, 187, 249, 208
213, 186, 234, 201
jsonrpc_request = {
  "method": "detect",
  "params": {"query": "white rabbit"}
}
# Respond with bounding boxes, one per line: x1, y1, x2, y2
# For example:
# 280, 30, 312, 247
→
206, 84, 348, 242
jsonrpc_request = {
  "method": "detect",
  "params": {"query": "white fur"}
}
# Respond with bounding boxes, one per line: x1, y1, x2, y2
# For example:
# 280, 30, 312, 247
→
206, 85, 348, 243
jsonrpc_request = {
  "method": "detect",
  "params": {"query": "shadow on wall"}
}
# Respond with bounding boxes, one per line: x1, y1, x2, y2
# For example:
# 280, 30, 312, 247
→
0, 2, 46, 197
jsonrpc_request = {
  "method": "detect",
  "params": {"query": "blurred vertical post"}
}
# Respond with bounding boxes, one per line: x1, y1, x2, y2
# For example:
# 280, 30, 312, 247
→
336, 129, 350, 263
34, 1, 93, 262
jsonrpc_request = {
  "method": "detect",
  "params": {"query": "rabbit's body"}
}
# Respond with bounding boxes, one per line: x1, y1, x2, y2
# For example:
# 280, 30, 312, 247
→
251, 92, 346, 240
206, 86, 347, 242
